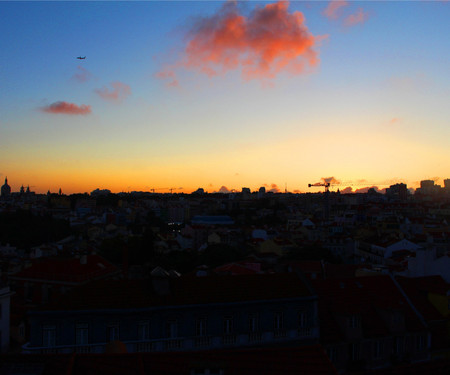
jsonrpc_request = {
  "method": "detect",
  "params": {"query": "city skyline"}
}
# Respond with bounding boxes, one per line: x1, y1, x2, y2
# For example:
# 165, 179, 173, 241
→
1, 1, 449, 194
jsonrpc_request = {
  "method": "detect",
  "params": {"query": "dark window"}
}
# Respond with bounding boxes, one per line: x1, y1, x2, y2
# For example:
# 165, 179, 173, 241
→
76, 323, 89, 345
42, 324, 56, 347
107, 324, 119, 341
138, 321, 150, 340
223, 316, 233, 334
196, 318, 207, 337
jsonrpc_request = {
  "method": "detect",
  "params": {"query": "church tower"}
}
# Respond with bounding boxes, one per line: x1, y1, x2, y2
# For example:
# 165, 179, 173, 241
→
1, 177, 11, 197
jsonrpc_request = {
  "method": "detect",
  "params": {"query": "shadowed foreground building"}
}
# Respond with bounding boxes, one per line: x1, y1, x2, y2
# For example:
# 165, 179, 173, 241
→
1, 345, 339, 375
23, 272, 319, 354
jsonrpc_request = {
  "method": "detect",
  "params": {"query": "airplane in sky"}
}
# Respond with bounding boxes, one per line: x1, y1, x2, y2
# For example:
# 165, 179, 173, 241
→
76, 56, 86, 60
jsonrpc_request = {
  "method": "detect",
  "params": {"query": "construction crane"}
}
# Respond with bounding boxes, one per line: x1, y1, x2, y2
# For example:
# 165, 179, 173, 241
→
308, 182, 330, 192
308, 181, 330, 220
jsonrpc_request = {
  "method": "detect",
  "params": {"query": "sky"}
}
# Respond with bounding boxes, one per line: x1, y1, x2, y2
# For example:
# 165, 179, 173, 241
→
1, 0, 449, 194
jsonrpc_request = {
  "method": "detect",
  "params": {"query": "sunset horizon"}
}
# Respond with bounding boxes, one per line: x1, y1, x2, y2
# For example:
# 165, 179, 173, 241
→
1, 1, 449, 195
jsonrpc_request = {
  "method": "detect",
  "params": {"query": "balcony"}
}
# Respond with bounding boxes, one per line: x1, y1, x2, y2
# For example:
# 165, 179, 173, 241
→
222, 334, 237, 345
194, 336, 212, 348
297, 327, 312, 337
164, 339, 183, 350
248, 332, 262, 343
273, 330, 287, 339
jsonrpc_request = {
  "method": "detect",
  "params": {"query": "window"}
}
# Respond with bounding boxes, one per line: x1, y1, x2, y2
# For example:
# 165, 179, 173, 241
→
106, 324, 119, 342
298, 312, 307, 328
223, 316, 233, 335
274, 312, 284, 331
76, 323, 89, 345
326, 346, 337, 362
349, 343, 360, 361
248, 313, 259, 333
349, 315, 360, 329
393, 336, 404, 354
196, 318, 207, 337
374, 340, 383, 359
138, 321, 150, 341
416, 335, 425, 350
42, 324, 56, 347
166, 320, 178, 338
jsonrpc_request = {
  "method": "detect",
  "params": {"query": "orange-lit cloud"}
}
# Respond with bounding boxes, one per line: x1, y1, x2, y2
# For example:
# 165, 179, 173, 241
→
321, 176, 340, 184
95, 81, 131, 102
323, 1, 348, 20
72, 65, 92, 83
340, 187, 353, 194
389, 118, 401, 125
344, 8, 369, 27
268, 183, 280, 193
218, 185, 231, 193
354, 186, 385, 194
158, 1, 323, 85
41, 101, 91, 115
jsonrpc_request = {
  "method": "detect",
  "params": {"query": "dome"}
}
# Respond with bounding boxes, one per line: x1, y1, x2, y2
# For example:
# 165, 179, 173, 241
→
1, 177, 11, 197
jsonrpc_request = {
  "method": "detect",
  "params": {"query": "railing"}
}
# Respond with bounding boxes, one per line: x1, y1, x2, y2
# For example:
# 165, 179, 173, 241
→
23, 327, 317, 354
222, 334, 237, 345
164, 339, 183, 350
74, 345, 91, 353
136, 342, 154, 352
297, 327, 312, 337
273, 330, 287, 338
194, 336, 212, 348
248, 332, 262, 342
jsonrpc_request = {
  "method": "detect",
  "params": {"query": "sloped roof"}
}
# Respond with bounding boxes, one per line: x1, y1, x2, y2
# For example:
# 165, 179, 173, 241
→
36, 273, 314, 312
395, 276, 449, 321
312, 275, 426, 343
11, 255, 120, 283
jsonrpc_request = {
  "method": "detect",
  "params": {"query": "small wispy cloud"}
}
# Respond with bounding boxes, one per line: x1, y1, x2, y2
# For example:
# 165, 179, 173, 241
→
72, 65, 92, 83
389, 117, 401, 125
343, 8, 370, 27
95, 81, 131, 102
41, 101, 91, 115
323, 1, 348, 20
322, 1, 370, 28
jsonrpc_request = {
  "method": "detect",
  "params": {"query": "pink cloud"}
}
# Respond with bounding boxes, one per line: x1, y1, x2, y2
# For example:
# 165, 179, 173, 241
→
158, 1, 324, 85
344, 8, 369, 27
41, 101, 91, 115
72, 65, 92, 83
323, 1, 348, 20
95, 81, 131, 102
155, 70, 179, 88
